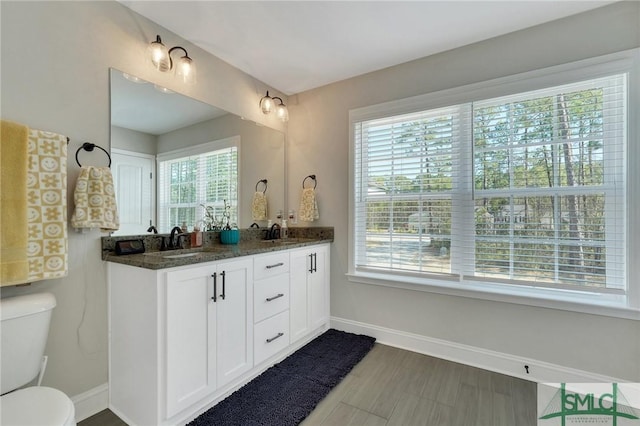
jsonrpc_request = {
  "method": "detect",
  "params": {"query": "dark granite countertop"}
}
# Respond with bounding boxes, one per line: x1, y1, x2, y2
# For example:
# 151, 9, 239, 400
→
102, 227, 333, 270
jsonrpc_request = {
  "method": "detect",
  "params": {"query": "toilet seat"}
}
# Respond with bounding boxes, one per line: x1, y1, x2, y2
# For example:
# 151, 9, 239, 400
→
1, 386, 75, 426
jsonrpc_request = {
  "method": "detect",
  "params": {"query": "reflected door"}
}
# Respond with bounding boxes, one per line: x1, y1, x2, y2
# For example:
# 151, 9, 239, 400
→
111, 149, 155, 235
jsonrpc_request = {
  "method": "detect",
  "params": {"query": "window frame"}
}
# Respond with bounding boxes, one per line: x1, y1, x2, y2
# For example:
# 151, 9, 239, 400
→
348, 49, 640, 320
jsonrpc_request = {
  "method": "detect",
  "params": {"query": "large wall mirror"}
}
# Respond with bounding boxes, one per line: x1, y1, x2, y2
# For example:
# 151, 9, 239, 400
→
110, 68, 285, 235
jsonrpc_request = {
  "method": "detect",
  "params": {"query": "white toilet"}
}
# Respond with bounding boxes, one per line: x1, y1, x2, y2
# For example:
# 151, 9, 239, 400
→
1, 292, 76, 426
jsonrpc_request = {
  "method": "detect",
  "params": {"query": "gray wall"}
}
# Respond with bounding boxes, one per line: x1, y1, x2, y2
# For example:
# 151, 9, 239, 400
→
287, 1, 640, 381
111, 125, 157, 155
0, 0, 286, 398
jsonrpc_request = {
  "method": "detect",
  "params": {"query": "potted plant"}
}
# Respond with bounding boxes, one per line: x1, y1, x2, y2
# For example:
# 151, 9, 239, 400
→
218, 200, 240, 244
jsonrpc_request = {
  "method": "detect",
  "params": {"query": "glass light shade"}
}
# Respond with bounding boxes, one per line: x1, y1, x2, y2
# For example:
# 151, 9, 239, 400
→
260, 95, 274, 114
275, 102, 289, 122
148, 38, 170, 72
175, 55, 196, 85
122, 72, 146, 84
154, 85, 174, 94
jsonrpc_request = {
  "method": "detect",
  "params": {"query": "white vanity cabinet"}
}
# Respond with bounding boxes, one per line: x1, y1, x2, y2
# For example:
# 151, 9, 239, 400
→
290, 244, 330, 344
108, 243, 329, 426
165, 257, 253, 418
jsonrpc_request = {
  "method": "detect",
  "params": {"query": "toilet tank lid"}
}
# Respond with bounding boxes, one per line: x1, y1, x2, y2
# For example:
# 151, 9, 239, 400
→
1, 293, 56, 321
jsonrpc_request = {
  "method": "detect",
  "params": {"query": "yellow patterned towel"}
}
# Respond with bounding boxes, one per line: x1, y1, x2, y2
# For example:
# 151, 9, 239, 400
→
299, 188, 319, 222
251, 191, 268, 221
1, 120, 29, 286
27, 129, 68, 283
71, 167, 119, 232
0, 123, 69, 286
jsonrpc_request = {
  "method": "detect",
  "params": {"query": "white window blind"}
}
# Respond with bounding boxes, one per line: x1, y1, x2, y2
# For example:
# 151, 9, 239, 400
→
354, 105, 467, 277
468, 76, 626, 293
158, 139, 238, 233
353, 73, 627, 295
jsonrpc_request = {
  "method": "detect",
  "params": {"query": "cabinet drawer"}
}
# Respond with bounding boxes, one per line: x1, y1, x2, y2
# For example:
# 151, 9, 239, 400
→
254, 252, 290, 281
254, 274, 289, 323
254, 310, 289, 365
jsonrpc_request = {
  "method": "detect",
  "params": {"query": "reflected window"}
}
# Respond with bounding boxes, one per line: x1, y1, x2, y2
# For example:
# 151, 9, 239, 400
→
158, 137, 239, 232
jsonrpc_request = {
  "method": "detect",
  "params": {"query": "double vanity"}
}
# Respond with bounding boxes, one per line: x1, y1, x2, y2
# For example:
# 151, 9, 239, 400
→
104, 228, 332, 426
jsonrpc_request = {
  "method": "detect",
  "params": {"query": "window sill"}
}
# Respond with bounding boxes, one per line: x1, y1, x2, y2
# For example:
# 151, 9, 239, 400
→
346, 271, 640, 321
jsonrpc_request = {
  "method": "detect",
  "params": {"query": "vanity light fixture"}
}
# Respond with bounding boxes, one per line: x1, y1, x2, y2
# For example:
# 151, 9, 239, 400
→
259, 91, 289, 122
147, 35, 196, 85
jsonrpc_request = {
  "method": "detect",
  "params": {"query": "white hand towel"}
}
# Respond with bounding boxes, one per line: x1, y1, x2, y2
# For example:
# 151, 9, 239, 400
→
252, 191, 268, 221
71, 166, 119, 231
299, 188, 319, 222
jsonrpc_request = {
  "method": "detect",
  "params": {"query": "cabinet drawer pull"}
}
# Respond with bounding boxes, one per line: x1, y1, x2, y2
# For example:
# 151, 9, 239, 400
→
265, 262, 284, 269
211, 273, 217, 302
309, 253, 316, 273
266, 293, 284, 302
220, 270, 226, 300
266, 332, 284, 343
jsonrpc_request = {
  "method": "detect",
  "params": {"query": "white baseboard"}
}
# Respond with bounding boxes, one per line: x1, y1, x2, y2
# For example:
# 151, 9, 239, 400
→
71, 382, 108, 422
331, 316, 625, 384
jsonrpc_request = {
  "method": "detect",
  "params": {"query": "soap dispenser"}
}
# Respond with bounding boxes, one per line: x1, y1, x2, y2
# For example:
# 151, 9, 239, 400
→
191, 224, 203, 247
281, 219, 289, 239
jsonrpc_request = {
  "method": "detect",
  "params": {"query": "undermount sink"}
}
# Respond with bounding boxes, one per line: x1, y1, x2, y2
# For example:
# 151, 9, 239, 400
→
161, 252, 201, 259
143, 250, 203, 259
261, 238, 313, 244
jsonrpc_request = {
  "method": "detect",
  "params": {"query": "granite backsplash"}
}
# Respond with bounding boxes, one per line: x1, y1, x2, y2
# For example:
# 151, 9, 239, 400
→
101, 226, 334, 259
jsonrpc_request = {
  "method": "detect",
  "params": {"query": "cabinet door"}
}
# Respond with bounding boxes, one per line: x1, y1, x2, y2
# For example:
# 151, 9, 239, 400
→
215, 258, 254, 388
289, 244, 330, 343
309, 245, 329, 330
289, 249, 311, 343
165, 265, 216, 418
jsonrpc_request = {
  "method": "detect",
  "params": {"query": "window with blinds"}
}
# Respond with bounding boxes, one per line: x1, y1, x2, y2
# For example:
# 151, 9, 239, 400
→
354, 106, 467, 277
158, 138, 239, 233
353, 73, 627, 295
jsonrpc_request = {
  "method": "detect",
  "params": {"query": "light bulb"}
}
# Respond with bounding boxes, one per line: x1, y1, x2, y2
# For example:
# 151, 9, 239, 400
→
175, 55, 196, 85
260, 93, 274, 114
275, 103, 289, 122
148, 36, 170, 72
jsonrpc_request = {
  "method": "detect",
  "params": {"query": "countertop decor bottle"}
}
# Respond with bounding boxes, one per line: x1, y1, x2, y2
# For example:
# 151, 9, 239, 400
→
191, 226, 202, 247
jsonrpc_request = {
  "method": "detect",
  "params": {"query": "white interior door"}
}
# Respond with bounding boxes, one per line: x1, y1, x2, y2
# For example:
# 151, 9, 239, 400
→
111, 149, 155, 235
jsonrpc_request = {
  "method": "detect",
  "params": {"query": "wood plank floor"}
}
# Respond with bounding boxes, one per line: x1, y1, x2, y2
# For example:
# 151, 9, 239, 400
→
79, 343, 537, 426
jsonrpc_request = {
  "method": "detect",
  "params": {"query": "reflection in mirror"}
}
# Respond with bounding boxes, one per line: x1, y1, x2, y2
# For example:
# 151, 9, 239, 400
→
110, 69, 285, 235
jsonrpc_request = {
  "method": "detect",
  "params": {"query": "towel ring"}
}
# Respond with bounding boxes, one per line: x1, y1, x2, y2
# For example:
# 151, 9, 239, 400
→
255, 179, 268, 194
75, 142, 111, 168
302, 174, 317, 189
